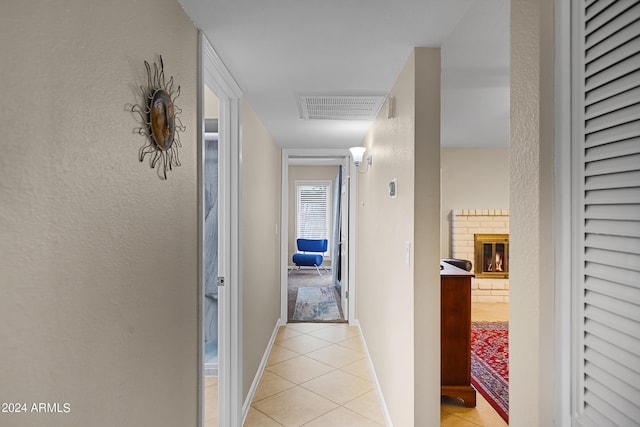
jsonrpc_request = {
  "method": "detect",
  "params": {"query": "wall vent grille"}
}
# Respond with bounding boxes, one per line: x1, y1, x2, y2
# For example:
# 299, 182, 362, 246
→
297, 95, 385, 120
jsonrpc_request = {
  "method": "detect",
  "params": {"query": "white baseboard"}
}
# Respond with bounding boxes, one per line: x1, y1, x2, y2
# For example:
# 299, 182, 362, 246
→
242, 318, 284, 424
353, 319, 393, 427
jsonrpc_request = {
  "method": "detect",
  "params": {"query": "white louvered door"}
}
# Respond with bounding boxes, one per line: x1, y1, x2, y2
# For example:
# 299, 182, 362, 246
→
574, 1, 640, 425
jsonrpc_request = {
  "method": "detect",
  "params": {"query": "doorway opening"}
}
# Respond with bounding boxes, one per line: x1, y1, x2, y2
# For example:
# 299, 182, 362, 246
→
198, 32, 243, 427
280, 151, 357, 325
203, 85, 219, 427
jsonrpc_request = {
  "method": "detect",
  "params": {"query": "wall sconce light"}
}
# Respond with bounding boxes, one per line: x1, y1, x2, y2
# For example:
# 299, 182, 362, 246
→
349, 146, 372, 173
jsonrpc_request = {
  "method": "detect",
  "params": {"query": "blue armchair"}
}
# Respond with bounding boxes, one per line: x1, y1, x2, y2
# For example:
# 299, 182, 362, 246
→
290, 238, 329, 275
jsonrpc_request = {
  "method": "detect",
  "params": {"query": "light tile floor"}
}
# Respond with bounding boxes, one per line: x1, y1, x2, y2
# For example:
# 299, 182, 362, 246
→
205, 376, 218, 427
210, 302, 509, 426
245, 322, 386, 426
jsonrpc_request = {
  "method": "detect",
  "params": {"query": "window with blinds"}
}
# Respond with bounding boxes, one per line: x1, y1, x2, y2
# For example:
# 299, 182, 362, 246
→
295, 181, 331, 252
574, 1, 640, 425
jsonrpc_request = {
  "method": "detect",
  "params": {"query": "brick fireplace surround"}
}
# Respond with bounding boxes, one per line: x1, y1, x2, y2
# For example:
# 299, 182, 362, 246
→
451, 209, 510, 302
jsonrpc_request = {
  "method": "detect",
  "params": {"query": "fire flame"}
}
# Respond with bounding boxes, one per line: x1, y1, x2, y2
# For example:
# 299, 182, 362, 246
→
486, 253, 504, 272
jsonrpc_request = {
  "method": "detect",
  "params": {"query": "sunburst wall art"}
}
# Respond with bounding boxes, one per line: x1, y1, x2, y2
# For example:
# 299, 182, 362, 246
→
132, 56, 185, 179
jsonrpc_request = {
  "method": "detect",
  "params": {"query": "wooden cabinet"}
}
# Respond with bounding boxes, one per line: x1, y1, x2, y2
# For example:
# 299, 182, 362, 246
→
440, 262, 476, 407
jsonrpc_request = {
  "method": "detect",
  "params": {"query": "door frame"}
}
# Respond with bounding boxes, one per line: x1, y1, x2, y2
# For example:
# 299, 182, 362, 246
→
339, 156, 352, 318
553, 0, 571, 424
280, 148, 357, 324
198, 32, 243, 427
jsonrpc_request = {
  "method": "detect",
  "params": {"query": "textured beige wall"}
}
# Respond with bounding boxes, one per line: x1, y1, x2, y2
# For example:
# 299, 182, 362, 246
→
358, 51, 416, 426
287, 165, 339, 266
357, 47, 441, 426
0, 1, 198, 426
440, 148, 510, 257
510, 0, 555, 424
241, 101, 282, 400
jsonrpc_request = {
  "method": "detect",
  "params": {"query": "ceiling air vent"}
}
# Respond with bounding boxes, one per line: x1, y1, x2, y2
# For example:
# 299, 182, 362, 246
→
297, 95, 386, 121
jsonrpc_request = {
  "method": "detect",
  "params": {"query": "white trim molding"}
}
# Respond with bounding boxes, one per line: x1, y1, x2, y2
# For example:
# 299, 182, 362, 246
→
554, 0, 572, 425
199, 31, 243, 427
280, 149, 357, 324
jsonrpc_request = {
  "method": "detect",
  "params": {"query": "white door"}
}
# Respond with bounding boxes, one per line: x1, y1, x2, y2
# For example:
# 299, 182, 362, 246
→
567, 3, 640, 425
340, 157, 350, 318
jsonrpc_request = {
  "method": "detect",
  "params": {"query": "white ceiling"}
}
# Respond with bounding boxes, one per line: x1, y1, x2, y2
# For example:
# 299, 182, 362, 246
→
179, 0, 510, 149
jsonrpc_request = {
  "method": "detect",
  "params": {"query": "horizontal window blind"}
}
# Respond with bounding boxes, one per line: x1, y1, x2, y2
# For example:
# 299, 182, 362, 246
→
296, 181, 331, 251
577, 1, 640, 425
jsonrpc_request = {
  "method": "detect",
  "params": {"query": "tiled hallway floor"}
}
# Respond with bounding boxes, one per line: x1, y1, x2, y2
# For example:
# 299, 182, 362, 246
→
205, 376, 218, 427
242, 302, 509, 426
244, 322, 386, 426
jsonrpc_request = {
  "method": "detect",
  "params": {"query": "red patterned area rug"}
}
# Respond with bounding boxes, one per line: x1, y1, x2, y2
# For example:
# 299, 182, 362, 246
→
471, 321, 509, 423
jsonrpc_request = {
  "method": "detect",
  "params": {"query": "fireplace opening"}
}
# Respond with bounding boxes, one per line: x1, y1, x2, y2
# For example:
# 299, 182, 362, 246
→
474, 234, 509, 278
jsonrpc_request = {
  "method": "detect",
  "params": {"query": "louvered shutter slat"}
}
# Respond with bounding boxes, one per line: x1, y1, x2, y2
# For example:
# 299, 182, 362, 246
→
585, 2, 640, 48
585, 246, 640, 269
583, 379, 638, 426
585, 290, 640, 322
585, 86, 640, 120
585, 186, 640, 204
584, 316, 640, 352
586, 19, 640, 62
585, 104, 640, 133
585, 204, 640, 220
584, 120, 640, 147
585, 276, 640, 304
585, 53, 640, 91
586, 0, 601, 8
585, 152, 640, 175
585, 218, 640, 237
585, 70, 640, 105
584, 334, 640, 378
585, 137, 640, 162
585, 348, 640, 392
586, 0, 618, 20
582, 400, 615, 427
585, 38, 640, 78
585, 262, 640, 287
585, 362, 640, 419
585, 233, 640, 254
586, 170, 640, 191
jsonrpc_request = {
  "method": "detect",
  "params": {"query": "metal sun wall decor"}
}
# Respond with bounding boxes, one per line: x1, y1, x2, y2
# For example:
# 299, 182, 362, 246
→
132, 56, 185, 179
